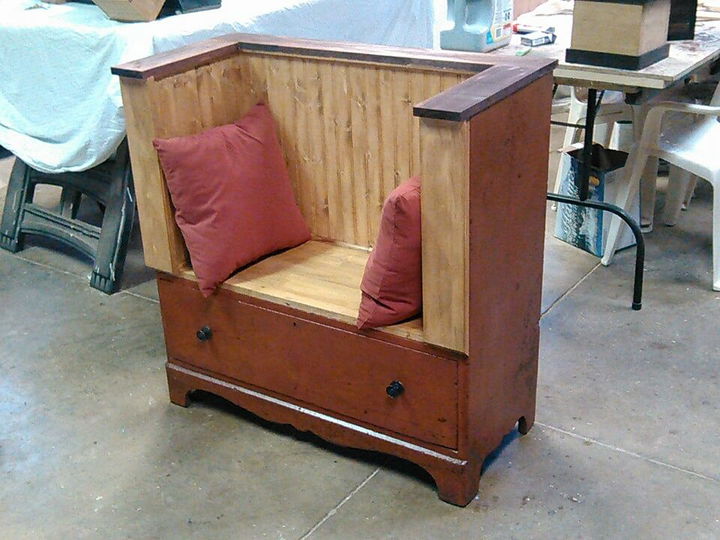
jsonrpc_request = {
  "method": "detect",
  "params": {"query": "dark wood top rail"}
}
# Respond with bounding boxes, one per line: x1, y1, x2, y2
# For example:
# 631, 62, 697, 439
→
413, 63, 556, 121
112, 33, 556, 84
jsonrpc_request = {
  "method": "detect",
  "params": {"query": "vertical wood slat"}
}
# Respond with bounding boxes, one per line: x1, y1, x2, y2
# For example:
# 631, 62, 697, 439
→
349, 62, 370, 246
318, 61, 340, 242
334, 64, 356, 245
419, 118, 470, 354
364, 67, 383, 244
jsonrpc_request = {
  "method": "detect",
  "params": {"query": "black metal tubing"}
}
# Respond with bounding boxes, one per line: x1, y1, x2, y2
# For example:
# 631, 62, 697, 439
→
548, 87, 644, 310
551, 120, 587, 129
578, 89, 604, 201
547, 194, 644, 310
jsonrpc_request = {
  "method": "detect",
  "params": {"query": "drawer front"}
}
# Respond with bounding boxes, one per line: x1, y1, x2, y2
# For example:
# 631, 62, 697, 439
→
158, 276, 458, 448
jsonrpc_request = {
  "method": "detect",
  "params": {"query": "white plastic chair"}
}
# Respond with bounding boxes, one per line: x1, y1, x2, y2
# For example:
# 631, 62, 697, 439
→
552, 88, 633, 198
601, 83, 720, 290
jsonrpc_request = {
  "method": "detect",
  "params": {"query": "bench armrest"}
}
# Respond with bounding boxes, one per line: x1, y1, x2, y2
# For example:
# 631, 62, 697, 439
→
414, 63, 556, 122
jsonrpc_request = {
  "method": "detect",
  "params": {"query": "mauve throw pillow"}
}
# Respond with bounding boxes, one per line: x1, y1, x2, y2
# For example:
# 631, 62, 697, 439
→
153, 103, 311, 296
357, 176, 422, 329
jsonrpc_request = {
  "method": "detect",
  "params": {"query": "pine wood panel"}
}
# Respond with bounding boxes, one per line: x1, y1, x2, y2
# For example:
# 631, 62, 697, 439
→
148, 52, 470, 249
419, 118, 470, 354
119, 78, 187, 274
177, 240, 424, 342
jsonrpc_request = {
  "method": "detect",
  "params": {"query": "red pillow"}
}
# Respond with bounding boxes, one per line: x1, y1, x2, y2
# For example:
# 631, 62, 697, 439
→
357, 176, 422, 329
153, 104, 311, 296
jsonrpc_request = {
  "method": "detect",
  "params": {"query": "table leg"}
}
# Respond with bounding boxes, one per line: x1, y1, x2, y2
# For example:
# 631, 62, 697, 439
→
548, 88, 645, 310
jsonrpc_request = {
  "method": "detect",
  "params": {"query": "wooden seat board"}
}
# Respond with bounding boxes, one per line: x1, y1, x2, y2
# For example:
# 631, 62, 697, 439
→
179, 240, 424, 342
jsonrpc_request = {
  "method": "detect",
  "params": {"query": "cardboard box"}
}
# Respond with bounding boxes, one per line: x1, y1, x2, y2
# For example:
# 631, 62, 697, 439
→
92, 0, 165, 22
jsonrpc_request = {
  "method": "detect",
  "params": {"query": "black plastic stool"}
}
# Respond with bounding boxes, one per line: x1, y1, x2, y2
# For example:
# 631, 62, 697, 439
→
0, 139, 135, 294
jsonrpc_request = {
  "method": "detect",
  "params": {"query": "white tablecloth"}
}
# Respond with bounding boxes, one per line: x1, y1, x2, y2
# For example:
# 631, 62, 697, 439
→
0, 0, 435, 172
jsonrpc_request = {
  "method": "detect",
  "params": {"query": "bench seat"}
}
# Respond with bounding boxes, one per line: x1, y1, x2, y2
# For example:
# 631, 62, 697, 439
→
178, 240, 424, 342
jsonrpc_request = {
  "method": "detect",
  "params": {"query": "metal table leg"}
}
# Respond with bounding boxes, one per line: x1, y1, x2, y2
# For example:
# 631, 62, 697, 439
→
548, 88, 645, 310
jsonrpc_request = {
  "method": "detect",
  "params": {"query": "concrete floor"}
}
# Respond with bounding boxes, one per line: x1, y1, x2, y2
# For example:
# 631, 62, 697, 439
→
1, 118, 719, 539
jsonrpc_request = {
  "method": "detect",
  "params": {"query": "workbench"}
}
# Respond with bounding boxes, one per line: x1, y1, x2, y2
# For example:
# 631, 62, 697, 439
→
496, 2, 720, 93
493, 1, 720, 308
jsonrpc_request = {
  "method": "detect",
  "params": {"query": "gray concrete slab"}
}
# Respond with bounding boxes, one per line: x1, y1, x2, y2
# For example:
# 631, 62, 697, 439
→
0, 253, 381, 539
542, 206, 600, 313
538, 180, 720, 481
308, 425, 720, 539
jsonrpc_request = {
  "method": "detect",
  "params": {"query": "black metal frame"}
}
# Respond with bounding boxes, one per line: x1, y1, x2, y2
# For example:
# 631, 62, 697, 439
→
0, 140, 135, 294
548, 87, 645, 310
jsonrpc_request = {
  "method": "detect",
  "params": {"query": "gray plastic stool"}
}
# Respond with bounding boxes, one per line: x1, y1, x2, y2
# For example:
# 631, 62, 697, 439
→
0, 140, 135, 294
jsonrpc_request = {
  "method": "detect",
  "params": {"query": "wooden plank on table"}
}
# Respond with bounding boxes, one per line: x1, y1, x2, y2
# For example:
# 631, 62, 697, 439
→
92, 0, 164, 22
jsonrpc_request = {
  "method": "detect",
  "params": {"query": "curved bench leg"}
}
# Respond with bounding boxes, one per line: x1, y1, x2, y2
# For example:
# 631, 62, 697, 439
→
166, 362, 194, 407
428, 460, 483, 507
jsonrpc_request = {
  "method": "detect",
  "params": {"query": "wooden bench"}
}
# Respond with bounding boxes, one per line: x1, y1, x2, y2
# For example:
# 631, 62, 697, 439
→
113, 34, 555, 506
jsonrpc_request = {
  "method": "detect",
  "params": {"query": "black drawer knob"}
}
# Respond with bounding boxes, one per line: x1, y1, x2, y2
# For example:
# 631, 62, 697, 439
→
386, 380, 404, 398
196, 326, 212, 342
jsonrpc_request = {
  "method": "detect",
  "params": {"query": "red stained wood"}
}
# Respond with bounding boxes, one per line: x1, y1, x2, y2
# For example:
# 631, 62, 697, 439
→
158, 274, 459, 449
461, 74, 554, 457
165, 361, 472, 492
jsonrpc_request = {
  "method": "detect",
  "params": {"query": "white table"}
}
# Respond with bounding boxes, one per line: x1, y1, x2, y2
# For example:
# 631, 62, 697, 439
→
0, 0, 435, 173
494, 3, 720, 94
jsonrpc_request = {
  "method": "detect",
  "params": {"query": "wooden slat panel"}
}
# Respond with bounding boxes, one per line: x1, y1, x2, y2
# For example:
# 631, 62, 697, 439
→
152, 71, 204, 137
302, 60, 330, 239
378, 69, 396, 223
318, 61, 341, 242
196, 57, 255, 128
363, 66, 383, 244
393, 71, 413, 193
349, 63, 370, 246
334, 64, 356, 245
119, 78, 187, 273
419, 119, 470, 354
